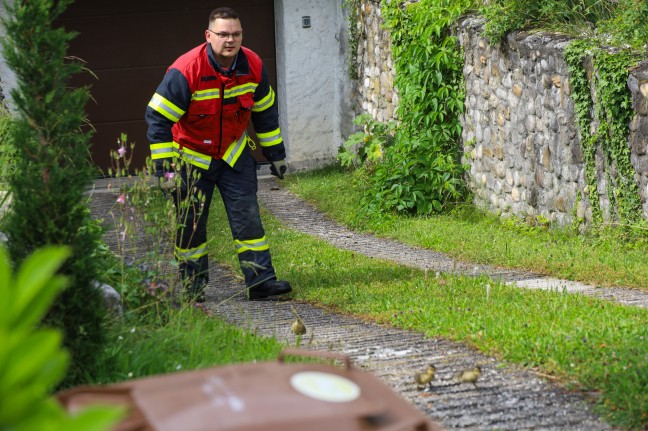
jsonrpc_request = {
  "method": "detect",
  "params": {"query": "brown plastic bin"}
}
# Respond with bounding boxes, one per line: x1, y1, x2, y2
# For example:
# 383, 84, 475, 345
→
57, 348, 443, 431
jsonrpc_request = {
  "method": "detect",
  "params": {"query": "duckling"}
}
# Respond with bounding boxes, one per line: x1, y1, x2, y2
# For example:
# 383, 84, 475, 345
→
457, 365, 482, 388
414, 364, 436, 390
290, 305, 306, 335
291, 318, 306, 335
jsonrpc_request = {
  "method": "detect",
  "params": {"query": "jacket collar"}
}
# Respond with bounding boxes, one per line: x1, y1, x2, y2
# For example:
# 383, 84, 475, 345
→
206, 43, 250, 77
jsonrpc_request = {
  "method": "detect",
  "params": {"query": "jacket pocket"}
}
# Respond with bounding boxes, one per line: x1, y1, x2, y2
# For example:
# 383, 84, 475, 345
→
183, 99, 219, 151
238, 94, 254, 111
187, 99, 218, 130
235, 94, 253, 127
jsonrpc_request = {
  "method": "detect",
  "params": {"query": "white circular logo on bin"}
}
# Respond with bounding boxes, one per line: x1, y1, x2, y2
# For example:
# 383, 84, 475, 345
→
290, 371, 361, 403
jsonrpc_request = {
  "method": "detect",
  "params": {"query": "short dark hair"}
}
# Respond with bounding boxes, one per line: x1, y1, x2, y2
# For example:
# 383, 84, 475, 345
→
209, 7, 240, 26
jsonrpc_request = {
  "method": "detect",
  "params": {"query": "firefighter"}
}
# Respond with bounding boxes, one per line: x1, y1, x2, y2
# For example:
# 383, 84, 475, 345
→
145, 7, 292, 302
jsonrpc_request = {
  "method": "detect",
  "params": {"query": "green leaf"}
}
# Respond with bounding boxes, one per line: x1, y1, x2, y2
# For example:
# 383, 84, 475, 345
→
0, 247, 11, 325
10, 246, 70, 328
0, 383, 44, 424
2, 330, 65, 389
12, 398, 63, 431
11, 275, 68, 330
63, 406, 126, 431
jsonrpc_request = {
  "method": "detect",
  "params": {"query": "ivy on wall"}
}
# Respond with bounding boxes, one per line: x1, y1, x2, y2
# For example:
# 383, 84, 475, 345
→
342, 0, 362, 80
351, 0, 475, 217
564, 40, 642, 226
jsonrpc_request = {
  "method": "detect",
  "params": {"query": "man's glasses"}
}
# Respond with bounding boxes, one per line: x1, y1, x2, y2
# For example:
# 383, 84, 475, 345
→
208, 29, 243, 40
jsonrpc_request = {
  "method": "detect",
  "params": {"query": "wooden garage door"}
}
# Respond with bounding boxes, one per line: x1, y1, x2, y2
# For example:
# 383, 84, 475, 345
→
57, 0, 276, 174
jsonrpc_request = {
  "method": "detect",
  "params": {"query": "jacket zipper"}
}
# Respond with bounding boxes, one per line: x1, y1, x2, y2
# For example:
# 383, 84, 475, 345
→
218, 80, 224, 155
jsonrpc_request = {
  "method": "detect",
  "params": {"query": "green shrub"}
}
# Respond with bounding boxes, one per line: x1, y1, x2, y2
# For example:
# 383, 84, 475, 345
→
356, 0, 472, 217
338, 114, 396, 169
597, 0, 648, 52
0, 104, 14, 188
0, 245, 122, 431
0, 0, 108, 386
481, 0, 614, 42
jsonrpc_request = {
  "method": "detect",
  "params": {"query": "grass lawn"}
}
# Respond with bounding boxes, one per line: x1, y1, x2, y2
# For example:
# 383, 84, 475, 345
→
284, 166, 648, 291
93, 308, 285, 385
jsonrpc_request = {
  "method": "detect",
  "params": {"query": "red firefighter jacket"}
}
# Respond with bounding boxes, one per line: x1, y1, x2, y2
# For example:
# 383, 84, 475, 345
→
146, 43, 285, 171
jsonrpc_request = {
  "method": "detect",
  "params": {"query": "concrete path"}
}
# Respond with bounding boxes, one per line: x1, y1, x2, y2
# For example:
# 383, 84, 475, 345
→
88, 175, 638, 430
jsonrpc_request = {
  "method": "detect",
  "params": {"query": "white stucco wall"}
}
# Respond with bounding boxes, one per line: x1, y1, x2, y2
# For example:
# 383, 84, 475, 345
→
275, 0, 353, 171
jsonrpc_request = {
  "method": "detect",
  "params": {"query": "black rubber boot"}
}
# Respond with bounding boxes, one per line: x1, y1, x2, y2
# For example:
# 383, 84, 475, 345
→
248, 279, 292, 300
181, 265, 207, 303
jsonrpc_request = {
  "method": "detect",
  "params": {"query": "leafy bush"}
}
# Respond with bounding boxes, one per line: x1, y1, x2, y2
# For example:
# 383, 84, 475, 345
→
0, 245, 122, 431
597, 0, 648, 51
0, 0, 108, 386
355, 0, 472, 217
338, 114, 396, 169
481, 0, 614, 42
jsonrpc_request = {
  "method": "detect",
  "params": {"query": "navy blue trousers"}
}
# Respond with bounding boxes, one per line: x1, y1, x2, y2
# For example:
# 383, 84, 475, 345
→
172, 150, 276, 295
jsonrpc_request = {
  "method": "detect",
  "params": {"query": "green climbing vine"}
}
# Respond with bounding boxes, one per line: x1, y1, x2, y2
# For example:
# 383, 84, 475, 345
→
564, 40, 642, 226
349, 0, 476, 218
342, 0, 362, 80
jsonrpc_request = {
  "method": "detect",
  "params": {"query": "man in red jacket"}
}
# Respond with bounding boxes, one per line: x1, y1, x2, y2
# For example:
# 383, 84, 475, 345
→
145, 7, 291, 302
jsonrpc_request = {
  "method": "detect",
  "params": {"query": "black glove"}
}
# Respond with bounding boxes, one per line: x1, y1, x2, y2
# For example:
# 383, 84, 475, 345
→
154, 158, 174, 178
154, 159, 176, 196
270, 159, 287, 180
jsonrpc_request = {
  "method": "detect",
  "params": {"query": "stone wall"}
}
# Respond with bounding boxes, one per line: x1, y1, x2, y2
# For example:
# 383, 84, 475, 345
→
628, 67, 648, 218
458, 18, 582, 225
353, 0, 398, 122
353, 2, 648, 226
461, 19, 648, 225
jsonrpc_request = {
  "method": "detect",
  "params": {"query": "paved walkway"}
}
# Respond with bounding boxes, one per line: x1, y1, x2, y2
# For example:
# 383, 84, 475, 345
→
88, 175, 644, 430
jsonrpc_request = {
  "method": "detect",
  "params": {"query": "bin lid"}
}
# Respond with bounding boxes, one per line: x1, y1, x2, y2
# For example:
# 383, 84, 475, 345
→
57, 348, 443, 431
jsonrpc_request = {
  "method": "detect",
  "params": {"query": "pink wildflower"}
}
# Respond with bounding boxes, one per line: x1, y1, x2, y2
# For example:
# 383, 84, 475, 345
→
117, 146, 127, 158
164, 171, 175, 180
116, 193, 126, 204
